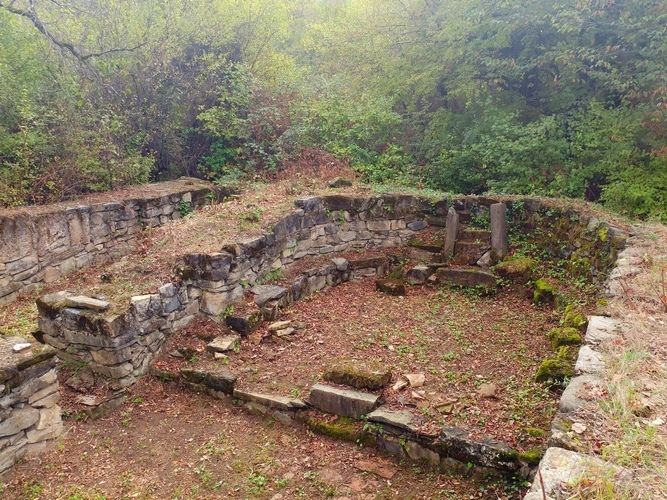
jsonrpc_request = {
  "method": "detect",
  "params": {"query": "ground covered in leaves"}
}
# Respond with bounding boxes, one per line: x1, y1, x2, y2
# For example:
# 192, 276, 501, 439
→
158, 267, 562, 452
1, 377, 526, 500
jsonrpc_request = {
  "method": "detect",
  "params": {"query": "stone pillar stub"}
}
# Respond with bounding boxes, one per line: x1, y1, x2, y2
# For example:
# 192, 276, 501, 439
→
443, 208, 458, 260
490, 203, 508, 258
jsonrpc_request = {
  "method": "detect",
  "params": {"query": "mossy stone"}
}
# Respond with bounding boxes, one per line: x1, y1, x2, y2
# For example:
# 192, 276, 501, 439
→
323, 363, 392, 391
518, 448, 545, 465
304, 416, 373, 445
533, 278, 556, 305
547, 327, 582, 349
523, 427, 546, 438
535, 348, 575, 383
560, 304, 588, 331
493, 256, 537, 282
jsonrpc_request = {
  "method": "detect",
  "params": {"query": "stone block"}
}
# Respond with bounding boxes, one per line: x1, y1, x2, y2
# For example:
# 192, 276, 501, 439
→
490, 203, 508, 259
435, 267, 497, 290
308, 384, 380, 418
443, 208, 458, 259
207, 335, 241, 353
233, 390, 307, 411
367, 407, 416, 432
575, 345, 605, 375
0, 407, 39, 437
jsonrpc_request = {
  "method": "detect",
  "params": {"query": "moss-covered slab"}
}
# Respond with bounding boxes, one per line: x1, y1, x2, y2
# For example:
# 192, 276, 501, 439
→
323, 363, 392, 391
535, 348, 575, 383
547, 327, 582, 349
494, 256, 537, 283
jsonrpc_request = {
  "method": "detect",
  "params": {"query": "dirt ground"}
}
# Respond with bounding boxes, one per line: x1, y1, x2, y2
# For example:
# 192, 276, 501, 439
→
157, 267, 560, 452
0, 377, 526, 500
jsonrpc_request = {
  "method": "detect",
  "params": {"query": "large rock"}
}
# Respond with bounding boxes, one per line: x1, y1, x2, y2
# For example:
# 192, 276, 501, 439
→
442, 208, 458, 260
524, 447, 629, 500
308, 384, 380, 418
490, 203, 508, 258
435, 267, 497, 290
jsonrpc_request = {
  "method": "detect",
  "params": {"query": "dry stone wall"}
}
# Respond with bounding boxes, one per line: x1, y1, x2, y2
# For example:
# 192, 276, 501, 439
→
0, 339, 61, 476
0, 178, 228, 305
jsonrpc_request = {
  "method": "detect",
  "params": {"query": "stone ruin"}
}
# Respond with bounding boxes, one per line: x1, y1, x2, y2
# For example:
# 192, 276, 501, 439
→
1, 183, 633, 490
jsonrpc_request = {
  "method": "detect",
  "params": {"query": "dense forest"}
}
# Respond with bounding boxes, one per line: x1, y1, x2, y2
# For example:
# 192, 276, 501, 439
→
0, 0, 665, 220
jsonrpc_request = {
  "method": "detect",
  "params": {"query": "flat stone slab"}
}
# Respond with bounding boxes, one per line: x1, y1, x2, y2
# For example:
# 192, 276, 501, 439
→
251, 285, 287, 307
367, 407, 416, 432
180, 365, 237, 395
309, 384, 380, 418
233, 390, 307, 411
575, 345, 605, 375
586, 316, 621, 345
524, 447, 629, 500
435, 267, 497, 289
64, 295, 110, 311
207, 335, 241, 353
559, 374, 605, 413
437, 427, 519, 472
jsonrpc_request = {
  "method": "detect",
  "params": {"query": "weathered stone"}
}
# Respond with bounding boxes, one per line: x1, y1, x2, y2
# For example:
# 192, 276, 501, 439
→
180, 365, 237, 395
476, 251, 494, 268
233, 390, 307, 411
367, 407, 416, 432
64, 295, 110, 311
268, 320, 291, 332
323, 364, 391, 391
437, 427, 519, 471
407, 220, 428, 231
490, 203, 508, 258
252, 285, 287, 307
586, 316, 621, 345
404, 441, 440, 467
308, 384, 380, 418
435, 267, 497, 290
559, 374, 604, 413
330, 257, 349, 272
375, 278, 406, 296
575, 345, 605, 375
442, 208, 458, 260
524, 447, 629, 500
406, 265, 431, 285
0, 407, 39, 437
407, 238, 443, 253
207, 334, 241, 353
225, 310, 262, 335
478, 383, 498, 398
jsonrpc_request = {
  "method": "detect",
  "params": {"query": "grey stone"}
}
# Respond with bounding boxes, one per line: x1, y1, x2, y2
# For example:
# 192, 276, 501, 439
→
575, 345, 605, 375
180, 365, 237, 395
490, 203, 508, 259
559, 374, 604, 413
437, 427, 519, 472
251, 285, 287, 307
435, 267, 497, 289
64, 295, 110, 311
476, 250, 494, 268
586, 316, 621, 345
308, 384, 380, 418
406, 265, 431, 285
0, 407, 39, 437
233, 390, 307, 411
207, 335, 241, 353
443, 208, 458, 259
524, 447, 628, 500
367, 407, 416, 432
404, 441, 440, 467
407, 220, 428, 231
331, 257, 349, 272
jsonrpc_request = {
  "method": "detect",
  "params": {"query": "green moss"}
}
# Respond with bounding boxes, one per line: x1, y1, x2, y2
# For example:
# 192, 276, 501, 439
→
535, 347, 575, 383
305, 416, 363, 443
323, 363, 391, 390
493, 256, 537, 282
533, 278, 557, 305
560, 304, 588, 331
548, 327, 583, 349
524, 427, 547, 438
519, 448, 545, 465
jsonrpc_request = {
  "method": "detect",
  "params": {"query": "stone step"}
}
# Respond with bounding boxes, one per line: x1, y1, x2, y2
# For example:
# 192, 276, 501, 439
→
407, 238, 443, 253
308, 384, 380, 418
458, 228, 491, 243
180, 365, 237, 395
434, 266, 497, 290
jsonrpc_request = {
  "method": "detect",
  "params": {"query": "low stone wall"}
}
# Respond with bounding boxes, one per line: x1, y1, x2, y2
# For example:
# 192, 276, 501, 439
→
0, 178, 228, 305
0, 339, 62, 476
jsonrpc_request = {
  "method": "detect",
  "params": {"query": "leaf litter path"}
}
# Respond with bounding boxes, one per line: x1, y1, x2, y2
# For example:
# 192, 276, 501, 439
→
1, 377, 519, 499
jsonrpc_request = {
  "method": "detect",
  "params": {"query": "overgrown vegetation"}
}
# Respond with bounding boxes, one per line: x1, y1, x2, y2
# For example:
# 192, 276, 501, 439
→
0, 1, 665, 220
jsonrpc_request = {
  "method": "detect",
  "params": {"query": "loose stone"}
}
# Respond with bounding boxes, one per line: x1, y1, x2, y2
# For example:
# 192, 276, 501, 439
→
207, 334, 241, 353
